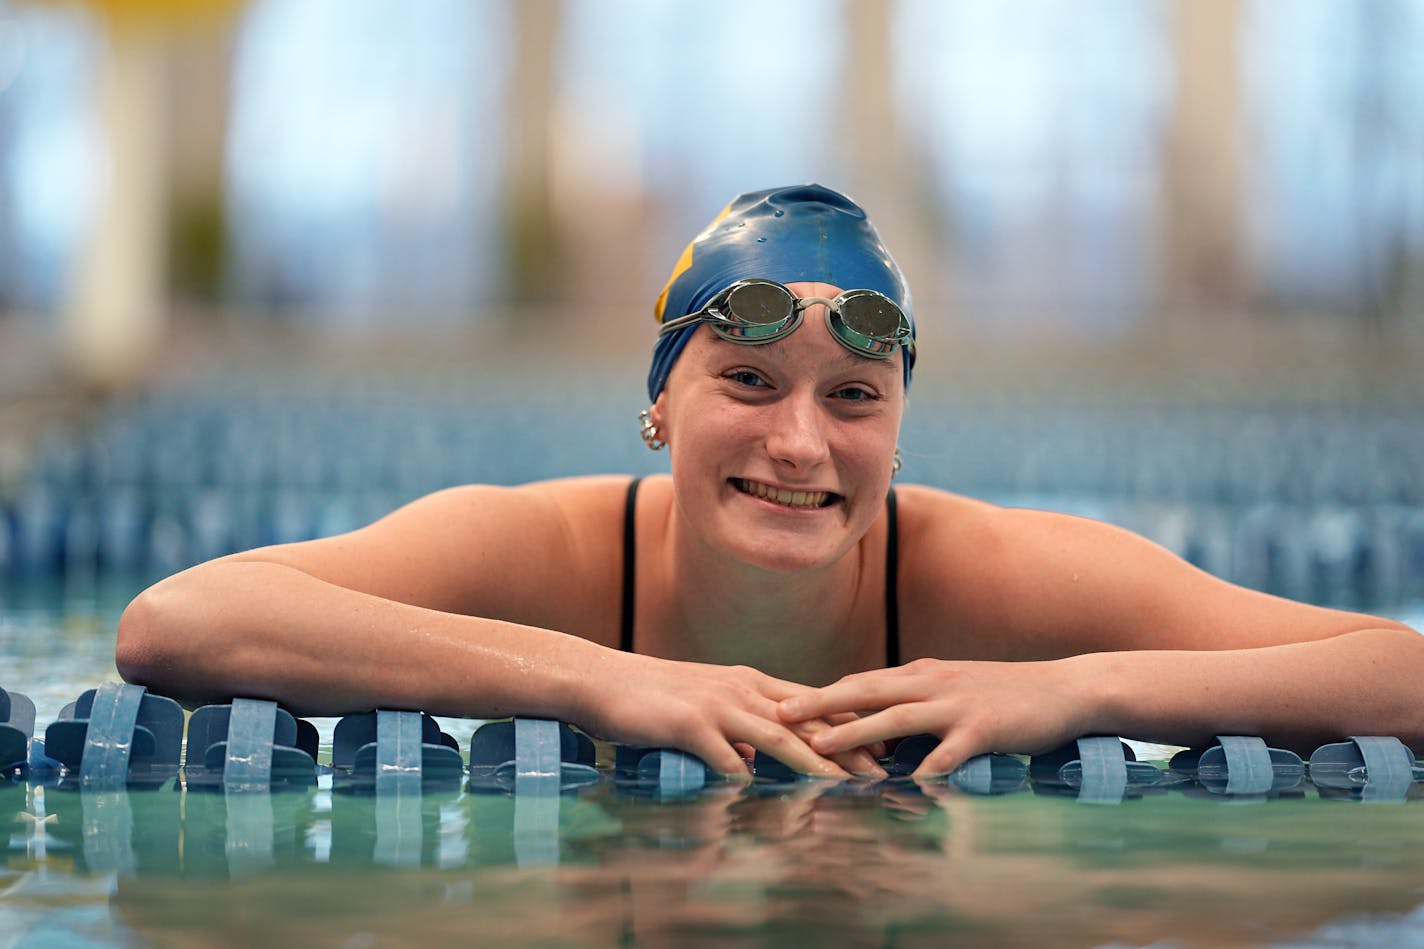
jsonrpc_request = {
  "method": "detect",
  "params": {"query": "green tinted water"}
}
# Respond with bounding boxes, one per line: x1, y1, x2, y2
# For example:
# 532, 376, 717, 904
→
5, 579, 1424, 947
6, 779, 1424, 946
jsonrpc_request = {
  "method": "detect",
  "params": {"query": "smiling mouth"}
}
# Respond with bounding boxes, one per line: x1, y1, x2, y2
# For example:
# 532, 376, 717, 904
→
732, 478, 839, 509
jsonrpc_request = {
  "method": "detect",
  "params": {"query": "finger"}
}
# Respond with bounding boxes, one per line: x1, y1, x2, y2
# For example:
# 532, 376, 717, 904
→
732, 715, 850, 779
666, 711, 765, 780
787, 717, 886, 778
753, 677, 818, 703
778, 674, 927, 723
686, 675, 851, 779
808, 705, 943, 756
683, 735, 754, 780
829, 747, 888, 779
824, 713, 888, 759
911, 735, 975, 779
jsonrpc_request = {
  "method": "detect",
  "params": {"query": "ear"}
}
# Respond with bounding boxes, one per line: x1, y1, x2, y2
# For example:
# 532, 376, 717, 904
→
648, 392, 670, 444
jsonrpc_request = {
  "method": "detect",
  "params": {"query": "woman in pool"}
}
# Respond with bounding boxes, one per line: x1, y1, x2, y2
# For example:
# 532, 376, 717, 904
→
117, 184, 1424, 778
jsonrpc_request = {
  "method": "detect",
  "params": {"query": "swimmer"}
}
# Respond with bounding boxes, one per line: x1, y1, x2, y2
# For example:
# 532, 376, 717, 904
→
116, 184, 1424, 779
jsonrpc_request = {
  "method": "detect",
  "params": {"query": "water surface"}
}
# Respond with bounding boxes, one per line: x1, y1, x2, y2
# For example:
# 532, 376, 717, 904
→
5, 573, 1424, 947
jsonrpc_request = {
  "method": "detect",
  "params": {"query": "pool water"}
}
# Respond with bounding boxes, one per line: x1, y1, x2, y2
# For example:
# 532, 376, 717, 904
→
5, 579, 1424, 947
7, 760, 1424, 946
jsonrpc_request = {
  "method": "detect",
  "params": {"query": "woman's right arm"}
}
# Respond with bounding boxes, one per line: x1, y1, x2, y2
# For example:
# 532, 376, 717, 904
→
115, 478, 855, 777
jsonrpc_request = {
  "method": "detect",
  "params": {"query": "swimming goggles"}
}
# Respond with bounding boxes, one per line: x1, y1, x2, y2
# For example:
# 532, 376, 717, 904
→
658, 279, 916, 367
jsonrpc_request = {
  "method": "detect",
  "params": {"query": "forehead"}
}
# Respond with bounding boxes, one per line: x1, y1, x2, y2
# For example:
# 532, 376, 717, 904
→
682, 317, 905, 381
784, 280, 842, 299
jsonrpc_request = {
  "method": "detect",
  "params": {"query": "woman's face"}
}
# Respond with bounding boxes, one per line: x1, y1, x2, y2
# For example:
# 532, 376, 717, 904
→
652, 281, 906, 574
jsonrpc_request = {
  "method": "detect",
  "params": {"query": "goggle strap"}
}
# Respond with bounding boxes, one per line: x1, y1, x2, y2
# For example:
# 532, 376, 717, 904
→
658, 312, 704, 335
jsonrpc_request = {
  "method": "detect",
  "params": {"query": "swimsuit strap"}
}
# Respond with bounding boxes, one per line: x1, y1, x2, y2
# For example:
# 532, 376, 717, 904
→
620, 477, 642, 653
885, 487, 900, 667
618, 477, 901, 666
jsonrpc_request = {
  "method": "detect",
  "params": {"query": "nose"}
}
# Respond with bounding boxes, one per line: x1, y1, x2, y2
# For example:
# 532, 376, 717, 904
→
765, 390, 831, 471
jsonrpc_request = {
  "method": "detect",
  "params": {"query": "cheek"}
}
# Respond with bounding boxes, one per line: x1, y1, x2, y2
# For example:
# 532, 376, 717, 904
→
844, 410, 902, 459
667, 412, 743, 478
665, 414, 719, 481
848, 423, 902, 487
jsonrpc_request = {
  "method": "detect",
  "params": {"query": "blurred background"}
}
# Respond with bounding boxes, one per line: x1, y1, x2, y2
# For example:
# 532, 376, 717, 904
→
0, 0, 1422, 613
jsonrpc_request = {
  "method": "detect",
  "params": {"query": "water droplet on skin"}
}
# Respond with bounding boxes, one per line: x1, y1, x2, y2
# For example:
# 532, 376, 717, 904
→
756, 237, 767, 243
773, 209, 785, 217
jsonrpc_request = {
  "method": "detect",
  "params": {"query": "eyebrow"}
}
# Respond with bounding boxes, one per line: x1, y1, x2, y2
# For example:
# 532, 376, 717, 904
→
710, 335, 898, 375
831, 348, 898, 374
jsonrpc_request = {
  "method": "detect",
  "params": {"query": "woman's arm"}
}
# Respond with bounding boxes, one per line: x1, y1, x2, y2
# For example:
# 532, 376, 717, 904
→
117, 479, 616, 711
117, 478, 860, 777
779, 488, 1424, 774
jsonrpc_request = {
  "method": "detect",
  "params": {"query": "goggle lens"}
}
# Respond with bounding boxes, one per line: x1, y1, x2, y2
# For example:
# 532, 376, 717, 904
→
725, 282, 794, 326
833, 292, 904, 357
839, 292, 901, 339
713, 282, 800, 342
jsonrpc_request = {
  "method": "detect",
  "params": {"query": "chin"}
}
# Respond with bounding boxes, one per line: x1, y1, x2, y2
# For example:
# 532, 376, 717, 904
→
737, 544, 838, 575
722, 515, 858, 575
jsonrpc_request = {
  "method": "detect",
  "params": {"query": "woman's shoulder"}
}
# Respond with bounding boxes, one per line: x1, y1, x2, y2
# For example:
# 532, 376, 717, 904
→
891, 485, 1071, 658
466, 471, 679, 543
245, 474, 657, 629
416, 474, 651, 523
393, 474, 658, 556
891, 483, 1205, 659
892, 483, 1001, 536
892, 485, 1092, 603
893, 483, 1125, 573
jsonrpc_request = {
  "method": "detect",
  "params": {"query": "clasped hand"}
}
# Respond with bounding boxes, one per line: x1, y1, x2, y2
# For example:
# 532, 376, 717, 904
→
778, 657, 1089, 778
583, 654, 1086, 779
580, 653, 887, 779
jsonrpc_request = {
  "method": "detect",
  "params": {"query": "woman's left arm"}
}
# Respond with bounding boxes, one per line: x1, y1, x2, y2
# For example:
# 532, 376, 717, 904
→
779, 489, 1424, 775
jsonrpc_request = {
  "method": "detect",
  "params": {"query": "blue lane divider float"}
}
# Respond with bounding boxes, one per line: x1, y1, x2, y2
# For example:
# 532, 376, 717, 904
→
41, 683, 183, 789
1308, 736, 1419, 802
80, 683, 143, 790
946, 752, 1029, 796
1, 686, 36, 778
332, 710, 464, 791
888, 734, 1029, 794
468, 718, 599, 792
1169, 736, 1304, 795
749, 750, 799, 782
655, 749, 710, 794
185, 698, 320, 791
1030, 736, 1162, 802
6, 677, 1424, 805
375, 709, 423, 794
514, 716, 561, 796
614, 745, 713, 796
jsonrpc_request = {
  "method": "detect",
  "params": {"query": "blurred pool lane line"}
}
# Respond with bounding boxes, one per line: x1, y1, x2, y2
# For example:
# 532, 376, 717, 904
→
1, 319, 1422, 608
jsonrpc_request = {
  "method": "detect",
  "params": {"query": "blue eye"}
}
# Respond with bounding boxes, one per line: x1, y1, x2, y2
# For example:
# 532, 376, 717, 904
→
728, 370, 768, 388
834, 386, 875, 401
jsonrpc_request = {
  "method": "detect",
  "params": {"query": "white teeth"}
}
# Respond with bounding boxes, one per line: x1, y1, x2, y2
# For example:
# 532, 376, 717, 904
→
737, 479, 829, 509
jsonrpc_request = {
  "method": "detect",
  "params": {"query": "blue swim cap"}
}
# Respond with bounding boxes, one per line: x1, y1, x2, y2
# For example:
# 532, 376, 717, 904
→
648, 184, 913, 401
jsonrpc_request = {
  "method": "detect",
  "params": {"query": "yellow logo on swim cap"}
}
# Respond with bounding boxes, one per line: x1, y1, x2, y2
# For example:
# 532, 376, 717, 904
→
653, 202, 734, 324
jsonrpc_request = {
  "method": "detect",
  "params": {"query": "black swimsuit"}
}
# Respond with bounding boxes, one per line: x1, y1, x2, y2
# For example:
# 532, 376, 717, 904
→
618, 477, 901, 667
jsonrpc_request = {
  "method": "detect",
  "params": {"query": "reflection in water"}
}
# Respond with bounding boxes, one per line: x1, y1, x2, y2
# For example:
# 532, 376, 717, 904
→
6, 579, 1424, 943
5, 777, 1424, 946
